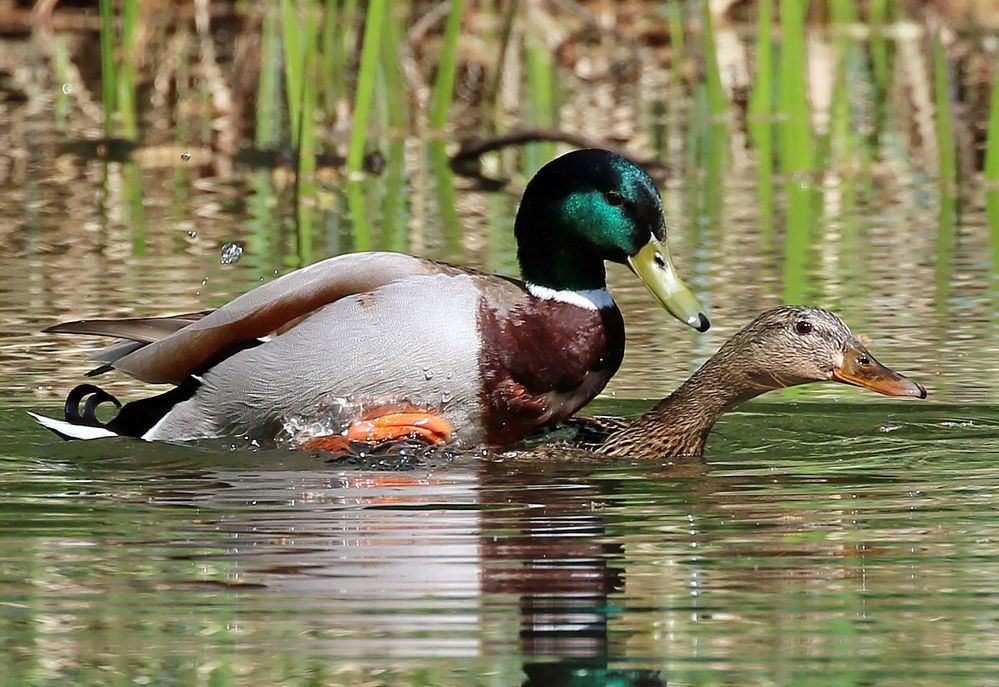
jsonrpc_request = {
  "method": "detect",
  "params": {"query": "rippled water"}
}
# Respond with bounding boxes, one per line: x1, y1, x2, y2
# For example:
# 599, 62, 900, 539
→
3, 403, 998, 685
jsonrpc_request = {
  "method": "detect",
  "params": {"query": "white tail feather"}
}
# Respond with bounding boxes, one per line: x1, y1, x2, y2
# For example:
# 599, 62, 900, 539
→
28, 411, 118, 440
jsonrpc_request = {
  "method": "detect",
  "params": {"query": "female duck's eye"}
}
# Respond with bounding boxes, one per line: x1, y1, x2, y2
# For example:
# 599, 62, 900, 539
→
795, 321, 813, 335
856, 354, 870, 366
606, 191, 625, 206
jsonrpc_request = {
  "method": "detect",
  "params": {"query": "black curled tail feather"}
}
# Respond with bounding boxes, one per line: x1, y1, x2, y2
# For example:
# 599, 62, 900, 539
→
61, 378, 201, 439
65, 384, 122, 429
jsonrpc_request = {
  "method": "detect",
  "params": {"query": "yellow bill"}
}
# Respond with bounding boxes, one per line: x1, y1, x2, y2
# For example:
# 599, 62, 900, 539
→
627, 236, 709, 332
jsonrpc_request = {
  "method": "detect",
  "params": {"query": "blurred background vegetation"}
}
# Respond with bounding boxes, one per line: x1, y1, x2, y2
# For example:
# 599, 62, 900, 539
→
1, 0, 997, 402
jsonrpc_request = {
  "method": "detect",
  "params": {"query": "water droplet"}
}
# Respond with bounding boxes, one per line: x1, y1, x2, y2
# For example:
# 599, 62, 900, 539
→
186, 229, 197, 239
61, 83, 71, 95
879, 422, 900, 433
181, 151, 191, 161
220, 242, 243, 264
441, 390, 452, 402
201, 278, 208, 286
424, 370, 434, 380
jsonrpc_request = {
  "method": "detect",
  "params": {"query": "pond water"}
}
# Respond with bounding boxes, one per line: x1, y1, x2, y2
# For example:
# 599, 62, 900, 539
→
2, 6, 999, 686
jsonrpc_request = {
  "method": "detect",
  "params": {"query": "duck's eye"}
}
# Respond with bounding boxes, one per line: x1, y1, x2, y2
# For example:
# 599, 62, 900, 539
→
605, 191, 625, 206
654, 252, 666, 268
856, 354, 870, 365
794, 321, 813, 335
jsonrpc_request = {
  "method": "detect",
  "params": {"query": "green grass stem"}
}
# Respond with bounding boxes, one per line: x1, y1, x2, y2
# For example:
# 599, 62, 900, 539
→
665, 1, 685, 87
346, 0, 388, 172
984, 63, 999, 185
932, 33, 957, 188
525, 39, 556, 172
345, 180, 372, 252
429, 0, 466, 130
932, 33, 957, 304
701, 2, 726, 119
749, 0, 774, 242
429, 140, 461, 257
777, 0, 812, 176
257, 6, 282, 148
116, 0, 139, 139
987, 63, 999, 259
98, 0, 116, 137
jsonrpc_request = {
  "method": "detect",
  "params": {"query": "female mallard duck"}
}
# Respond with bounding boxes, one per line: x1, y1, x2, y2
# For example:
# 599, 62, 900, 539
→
556, 306, 926, 459
31, 149, 709, 447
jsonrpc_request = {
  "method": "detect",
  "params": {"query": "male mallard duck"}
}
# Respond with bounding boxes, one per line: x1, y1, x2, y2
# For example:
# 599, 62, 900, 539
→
555, 306, 926, 458
31, 149, 709, 447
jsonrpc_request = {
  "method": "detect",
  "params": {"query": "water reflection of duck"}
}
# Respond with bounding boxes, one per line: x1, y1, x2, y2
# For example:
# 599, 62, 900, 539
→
32, 149, 709, 448
555, 306, 927, 459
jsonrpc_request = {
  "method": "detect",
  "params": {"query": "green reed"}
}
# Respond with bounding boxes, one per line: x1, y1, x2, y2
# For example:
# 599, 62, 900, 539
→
281, 0, 321, 262
257, 6, 282, 148
701, 2, 725, 119
117, 0, 140, 138
777, 0, 815, 304
96, 0, 140, 139
985, 62, 999, 186
777, 0, 812, 176
525, 39, 556, 173
932, 32, 957, 305
665, 1, 685, 87
749, 0, 774, 242
429, 0, 466, 131
986, 61, 999, 256
346, 180, 371, 252
379, 137, 409, 252
346, 0, 388, 173
280, 0, 316, 156
932, 33, 957, 189
429, 140, 462, 257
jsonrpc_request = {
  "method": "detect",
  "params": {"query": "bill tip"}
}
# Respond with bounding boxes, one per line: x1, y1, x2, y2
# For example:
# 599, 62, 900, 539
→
689, 312, 710, 332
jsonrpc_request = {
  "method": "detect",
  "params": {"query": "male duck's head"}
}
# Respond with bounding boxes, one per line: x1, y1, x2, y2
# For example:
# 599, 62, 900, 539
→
515, 148, 709, 332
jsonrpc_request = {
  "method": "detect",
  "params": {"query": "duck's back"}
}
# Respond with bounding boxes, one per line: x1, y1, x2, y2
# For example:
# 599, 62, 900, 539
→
147, 272, 486, 442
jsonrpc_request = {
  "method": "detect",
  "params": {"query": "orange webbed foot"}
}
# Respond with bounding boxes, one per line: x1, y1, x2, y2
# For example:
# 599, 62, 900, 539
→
298, 411, 453, 457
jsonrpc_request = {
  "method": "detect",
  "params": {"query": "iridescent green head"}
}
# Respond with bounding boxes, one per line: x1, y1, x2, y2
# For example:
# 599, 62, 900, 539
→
515, 149, 709, 331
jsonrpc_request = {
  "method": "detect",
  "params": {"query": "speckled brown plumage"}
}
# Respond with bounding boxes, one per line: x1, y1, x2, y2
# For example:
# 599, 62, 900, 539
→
563, 306, 926, 459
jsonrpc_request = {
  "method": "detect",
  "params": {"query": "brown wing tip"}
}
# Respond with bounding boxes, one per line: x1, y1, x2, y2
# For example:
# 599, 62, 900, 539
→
43, 320, 89, 334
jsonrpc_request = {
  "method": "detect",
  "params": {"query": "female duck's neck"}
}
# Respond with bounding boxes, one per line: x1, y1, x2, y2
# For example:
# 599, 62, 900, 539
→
601, 357, 766, 458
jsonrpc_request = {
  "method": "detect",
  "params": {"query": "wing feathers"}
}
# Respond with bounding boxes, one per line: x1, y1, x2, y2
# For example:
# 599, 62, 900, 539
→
44, 311, 211, 343
47, 252, 449, 385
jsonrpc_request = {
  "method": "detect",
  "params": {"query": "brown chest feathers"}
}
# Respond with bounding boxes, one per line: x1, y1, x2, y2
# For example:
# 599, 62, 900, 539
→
476, 286, 625, 446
